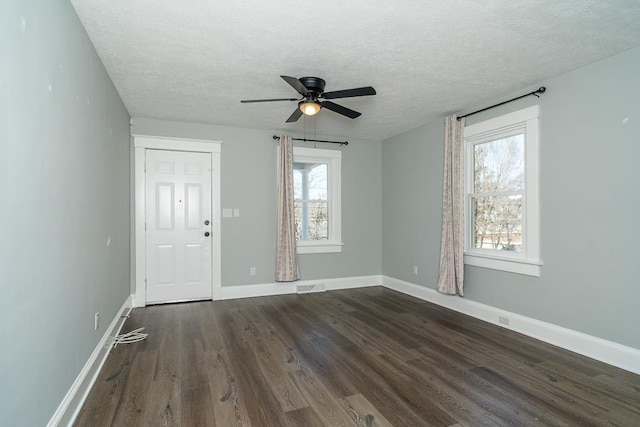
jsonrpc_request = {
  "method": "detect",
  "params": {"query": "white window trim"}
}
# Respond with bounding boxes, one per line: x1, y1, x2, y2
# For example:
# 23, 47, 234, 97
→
293, 146, 342, 254
463, 105, 541, 276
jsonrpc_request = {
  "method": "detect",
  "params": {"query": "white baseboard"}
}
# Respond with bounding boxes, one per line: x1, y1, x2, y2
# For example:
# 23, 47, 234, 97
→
213, 275, 380, 300
324, 275, 382, 291
381, 276, 640, 375
47, 295, 134, 427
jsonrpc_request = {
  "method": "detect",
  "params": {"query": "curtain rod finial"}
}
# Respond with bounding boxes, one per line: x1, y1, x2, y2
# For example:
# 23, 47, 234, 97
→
533, 87, 546, 98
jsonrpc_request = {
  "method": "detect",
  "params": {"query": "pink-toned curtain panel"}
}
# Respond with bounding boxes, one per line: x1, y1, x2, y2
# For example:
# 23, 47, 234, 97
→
275, 135, 300, 282
436, 115, 465, 295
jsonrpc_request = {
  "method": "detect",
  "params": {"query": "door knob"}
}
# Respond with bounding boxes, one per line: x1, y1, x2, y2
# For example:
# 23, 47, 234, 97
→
204, 232, 210, 237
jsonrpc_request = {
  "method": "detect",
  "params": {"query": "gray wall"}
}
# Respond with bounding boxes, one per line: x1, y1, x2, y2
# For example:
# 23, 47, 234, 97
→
131, 119, 382, 286
382, 46, 640, 350
2, 1, 131, 425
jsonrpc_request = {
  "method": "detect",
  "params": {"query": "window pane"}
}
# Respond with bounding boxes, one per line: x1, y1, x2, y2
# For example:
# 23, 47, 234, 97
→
294, 162, 327, 201
471, 195, 522, 252
308, 163, 327, 200
294, 168, 302, 199
474, 134, 524, 193
295, 201, 328, 241
294, 162, 329, 241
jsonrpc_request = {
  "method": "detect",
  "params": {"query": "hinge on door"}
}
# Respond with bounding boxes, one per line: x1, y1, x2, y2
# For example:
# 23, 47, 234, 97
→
145, 222, 147, 231
145, 278, 147, 290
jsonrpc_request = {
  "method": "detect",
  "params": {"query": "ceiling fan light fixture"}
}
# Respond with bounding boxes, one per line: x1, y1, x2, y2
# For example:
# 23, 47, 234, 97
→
299, 100, 321, 116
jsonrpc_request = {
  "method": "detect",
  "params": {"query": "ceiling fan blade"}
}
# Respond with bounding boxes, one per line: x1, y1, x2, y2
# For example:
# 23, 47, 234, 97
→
322, 86, 376, 100
286, 108, 303, 123
241, 98, 299, 103
321, 101, 361, 119
281, 75, 310, 96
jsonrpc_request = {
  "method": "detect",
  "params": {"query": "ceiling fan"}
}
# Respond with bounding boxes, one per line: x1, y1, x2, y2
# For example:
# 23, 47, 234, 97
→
241, 75, 376, 123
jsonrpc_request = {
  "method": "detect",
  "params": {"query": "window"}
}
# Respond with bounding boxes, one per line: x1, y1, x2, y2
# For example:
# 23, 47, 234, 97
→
293, 147, 342, 254
464, 105, 541, 276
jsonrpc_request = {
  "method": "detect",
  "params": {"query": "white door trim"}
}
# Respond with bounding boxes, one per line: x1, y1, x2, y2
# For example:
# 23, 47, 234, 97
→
133, 135, 222, 307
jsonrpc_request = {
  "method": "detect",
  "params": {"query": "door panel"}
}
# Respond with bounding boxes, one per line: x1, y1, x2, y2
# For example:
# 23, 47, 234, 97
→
156, 183, 175, 229
145, 149, 213, 304
185, 184, 202, 229
156, 245, 175, 285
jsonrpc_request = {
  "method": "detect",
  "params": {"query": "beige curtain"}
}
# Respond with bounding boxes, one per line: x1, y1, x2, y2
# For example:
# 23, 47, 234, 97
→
275, 135, 300, 282
436, 115, 465, 295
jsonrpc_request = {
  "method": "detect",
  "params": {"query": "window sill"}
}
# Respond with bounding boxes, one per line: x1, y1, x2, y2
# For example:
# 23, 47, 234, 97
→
297, 241, 343, 254
464, 253, 541, 277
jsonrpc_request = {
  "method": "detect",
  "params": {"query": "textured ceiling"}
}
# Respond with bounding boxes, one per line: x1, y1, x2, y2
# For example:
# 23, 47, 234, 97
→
70, 0, 640, 141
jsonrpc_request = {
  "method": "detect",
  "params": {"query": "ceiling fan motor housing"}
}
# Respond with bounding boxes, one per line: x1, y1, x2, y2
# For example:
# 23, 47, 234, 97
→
299, 77, 326, 98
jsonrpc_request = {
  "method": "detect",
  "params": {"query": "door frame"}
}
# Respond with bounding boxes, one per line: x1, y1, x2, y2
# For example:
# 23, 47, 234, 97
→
133, 135, 222, 307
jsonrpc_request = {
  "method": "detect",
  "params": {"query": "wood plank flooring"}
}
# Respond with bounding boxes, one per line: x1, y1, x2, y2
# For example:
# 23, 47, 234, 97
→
75, 287, 640, 426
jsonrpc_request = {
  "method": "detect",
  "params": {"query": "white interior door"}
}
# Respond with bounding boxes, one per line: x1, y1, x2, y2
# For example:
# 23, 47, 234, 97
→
145, 149, 213, 304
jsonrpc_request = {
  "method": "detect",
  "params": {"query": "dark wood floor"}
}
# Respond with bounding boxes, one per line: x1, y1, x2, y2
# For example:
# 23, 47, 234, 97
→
75, 287, 640, 426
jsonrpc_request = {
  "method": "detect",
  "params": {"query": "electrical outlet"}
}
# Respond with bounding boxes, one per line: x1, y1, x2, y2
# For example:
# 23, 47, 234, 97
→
250, 267, 256, 276
94, 312, 100, 330
498, 315, 510, 326
413, 265, 418, 275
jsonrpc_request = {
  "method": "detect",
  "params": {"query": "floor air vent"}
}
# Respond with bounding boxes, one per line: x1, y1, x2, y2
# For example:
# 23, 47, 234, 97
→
296, 283, 326, 294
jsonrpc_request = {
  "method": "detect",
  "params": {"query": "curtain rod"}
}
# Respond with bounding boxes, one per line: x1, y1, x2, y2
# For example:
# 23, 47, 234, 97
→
272, 135, 348, 146
457, 87, 546, 121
